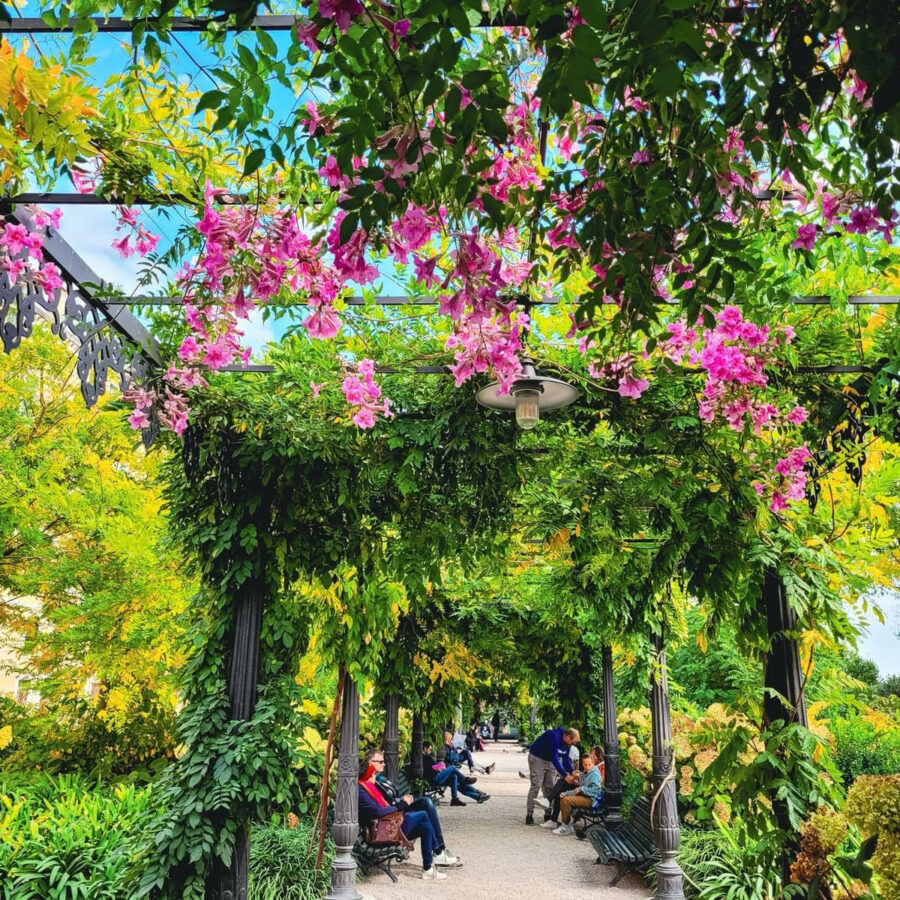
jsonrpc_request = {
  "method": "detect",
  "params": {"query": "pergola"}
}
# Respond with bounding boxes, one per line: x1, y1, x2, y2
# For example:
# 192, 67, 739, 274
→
2, 186, 880, 900
3, 5, 900, 900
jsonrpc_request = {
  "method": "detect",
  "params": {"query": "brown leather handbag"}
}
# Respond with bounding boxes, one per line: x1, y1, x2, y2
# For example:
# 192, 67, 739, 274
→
367, 811, 414, 849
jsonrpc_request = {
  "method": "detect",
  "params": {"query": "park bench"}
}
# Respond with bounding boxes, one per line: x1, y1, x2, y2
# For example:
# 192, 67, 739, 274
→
587, 796, 659, 885
571, 795, 606, 834
352, 829, 409, 883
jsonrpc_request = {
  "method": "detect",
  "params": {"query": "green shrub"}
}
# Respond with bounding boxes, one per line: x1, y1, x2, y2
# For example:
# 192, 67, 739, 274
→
249, 818, 333, 900
621, 762, 645, 817
830, 714, 900, 786
652, 821, 803, 900
0, 694, 177, 780
0, 774, 151, 900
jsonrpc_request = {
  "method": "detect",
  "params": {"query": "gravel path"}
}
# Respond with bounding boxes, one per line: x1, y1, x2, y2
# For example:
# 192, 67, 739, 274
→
358, 743, 652, 900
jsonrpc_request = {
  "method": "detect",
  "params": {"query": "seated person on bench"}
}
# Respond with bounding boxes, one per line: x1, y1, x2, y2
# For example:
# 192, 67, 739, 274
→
444, 731, 495, 775
423, 741, 490, 807
552, 752, 604, 836
590, 745, 606, 782
358, 749, 459, 880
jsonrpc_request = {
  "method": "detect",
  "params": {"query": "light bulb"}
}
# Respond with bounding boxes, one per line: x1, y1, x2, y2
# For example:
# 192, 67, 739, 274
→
514, 388, 541, 430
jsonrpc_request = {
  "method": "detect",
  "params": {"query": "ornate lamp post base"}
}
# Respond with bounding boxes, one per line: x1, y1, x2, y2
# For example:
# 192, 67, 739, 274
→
326, 675, 363, 900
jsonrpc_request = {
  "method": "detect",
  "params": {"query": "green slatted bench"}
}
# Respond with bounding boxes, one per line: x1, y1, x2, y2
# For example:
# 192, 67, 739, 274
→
587, 796, 659, 885
352, 830, 409, 883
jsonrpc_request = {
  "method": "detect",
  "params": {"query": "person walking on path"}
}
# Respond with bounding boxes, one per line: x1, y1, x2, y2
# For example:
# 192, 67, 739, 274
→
524, 726, 580, 825
491, 710, 501, 742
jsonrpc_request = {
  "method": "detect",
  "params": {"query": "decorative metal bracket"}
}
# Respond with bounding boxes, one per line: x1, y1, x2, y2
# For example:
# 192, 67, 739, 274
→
0, 206, 162, 446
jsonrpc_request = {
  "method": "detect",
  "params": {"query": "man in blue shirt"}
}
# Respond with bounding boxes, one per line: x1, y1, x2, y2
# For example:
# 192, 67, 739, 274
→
525, 726, 580, 825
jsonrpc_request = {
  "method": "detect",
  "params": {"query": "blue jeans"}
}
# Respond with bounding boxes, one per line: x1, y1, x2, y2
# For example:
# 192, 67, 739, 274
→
402, 810, 436, 869
448, 747, 479, 771
434, 765, 480, 800
406, 797, 444, 851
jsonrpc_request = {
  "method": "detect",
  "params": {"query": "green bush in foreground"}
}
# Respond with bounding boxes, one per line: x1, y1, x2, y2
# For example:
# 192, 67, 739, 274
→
0, 775, 150, 900
1, 774, 335, 900
249, 819, 334, 900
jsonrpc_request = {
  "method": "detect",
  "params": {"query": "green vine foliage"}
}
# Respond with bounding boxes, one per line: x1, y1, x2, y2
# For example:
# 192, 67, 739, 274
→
136, 342, 525, 896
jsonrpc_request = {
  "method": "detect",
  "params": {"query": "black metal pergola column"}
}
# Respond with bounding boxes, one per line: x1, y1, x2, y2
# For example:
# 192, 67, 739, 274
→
325, 676, 362, 900
762, 569, 808, 729
208, 576, 265, 900
601, 645, 624, 828
384, 693, 400, 785
649, 632, 685, 900
761, 569, 808, 881
434, 708, 446, 762
411, 713, 424, 779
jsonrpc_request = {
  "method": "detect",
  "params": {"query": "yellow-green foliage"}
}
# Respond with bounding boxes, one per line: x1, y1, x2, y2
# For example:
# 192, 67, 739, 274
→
846, 775, 900, 900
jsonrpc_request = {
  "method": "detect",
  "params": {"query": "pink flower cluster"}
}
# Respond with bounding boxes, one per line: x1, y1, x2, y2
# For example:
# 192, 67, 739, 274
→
586, 351, 649, 399
660, 306, 813, 510
111, 206, 160, 258
0, 211, 64, 294
317, 0, 363, 33
755, 445, 812, 513
662, 305, 799, 432
789, 187, 896, 251
341, 359, 392, 429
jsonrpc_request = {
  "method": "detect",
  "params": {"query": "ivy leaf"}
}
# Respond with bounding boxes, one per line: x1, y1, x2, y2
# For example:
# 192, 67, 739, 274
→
462, 69, 494, 89
243, 147, 265, 176
195, 90, 225, 115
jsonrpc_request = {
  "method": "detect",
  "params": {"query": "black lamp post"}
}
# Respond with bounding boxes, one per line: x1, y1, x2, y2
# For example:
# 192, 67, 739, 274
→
475, 357, 579, 429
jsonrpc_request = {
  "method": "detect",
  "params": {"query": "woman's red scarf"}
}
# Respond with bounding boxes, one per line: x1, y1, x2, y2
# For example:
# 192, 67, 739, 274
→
359, 776, 389, 807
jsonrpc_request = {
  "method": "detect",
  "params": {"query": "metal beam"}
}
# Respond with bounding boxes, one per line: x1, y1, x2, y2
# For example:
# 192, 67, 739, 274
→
105, 293, 900, 309
0, 14, 299, 33
221, 362, 877, 377
1, 208, 161, 441
107, 294, 560, 307
4, 191, 249, 207
0, 12, 530, 35
0, 8, 751, 36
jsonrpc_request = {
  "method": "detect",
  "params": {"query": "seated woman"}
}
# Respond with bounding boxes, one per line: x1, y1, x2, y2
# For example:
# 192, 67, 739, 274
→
423, 741, 490, 807
357, 749, 458, 880
590, 745, 606, 782
465, 726, 485, 753
552, 751, 604, 836
443, 731, 495, 775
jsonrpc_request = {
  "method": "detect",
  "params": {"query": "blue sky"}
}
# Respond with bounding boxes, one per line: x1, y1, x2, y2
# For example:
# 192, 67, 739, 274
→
856, 590, 900, 677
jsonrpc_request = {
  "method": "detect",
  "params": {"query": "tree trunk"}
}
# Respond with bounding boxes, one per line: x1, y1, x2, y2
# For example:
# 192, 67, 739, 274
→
761, 569, 808, 882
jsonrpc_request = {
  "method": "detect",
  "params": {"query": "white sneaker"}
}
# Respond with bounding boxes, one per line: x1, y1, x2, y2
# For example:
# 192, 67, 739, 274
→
533, 797, 550, 810
423, 867, 448, 880
539, 819, 558, 828
552, 823, 575, 836
433, 850, 462, 867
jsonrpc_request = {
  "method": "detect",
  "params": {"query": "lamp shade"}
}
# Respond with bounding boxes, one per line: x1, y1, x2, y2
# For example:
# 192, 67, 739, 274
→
475, 359, 580, 421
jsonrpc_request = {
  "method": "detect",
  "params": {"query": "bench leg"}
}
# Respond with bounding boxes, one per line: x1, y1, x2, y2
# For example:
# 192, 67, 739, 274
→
610, 861, 627, 886
381, 860, 399, 883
